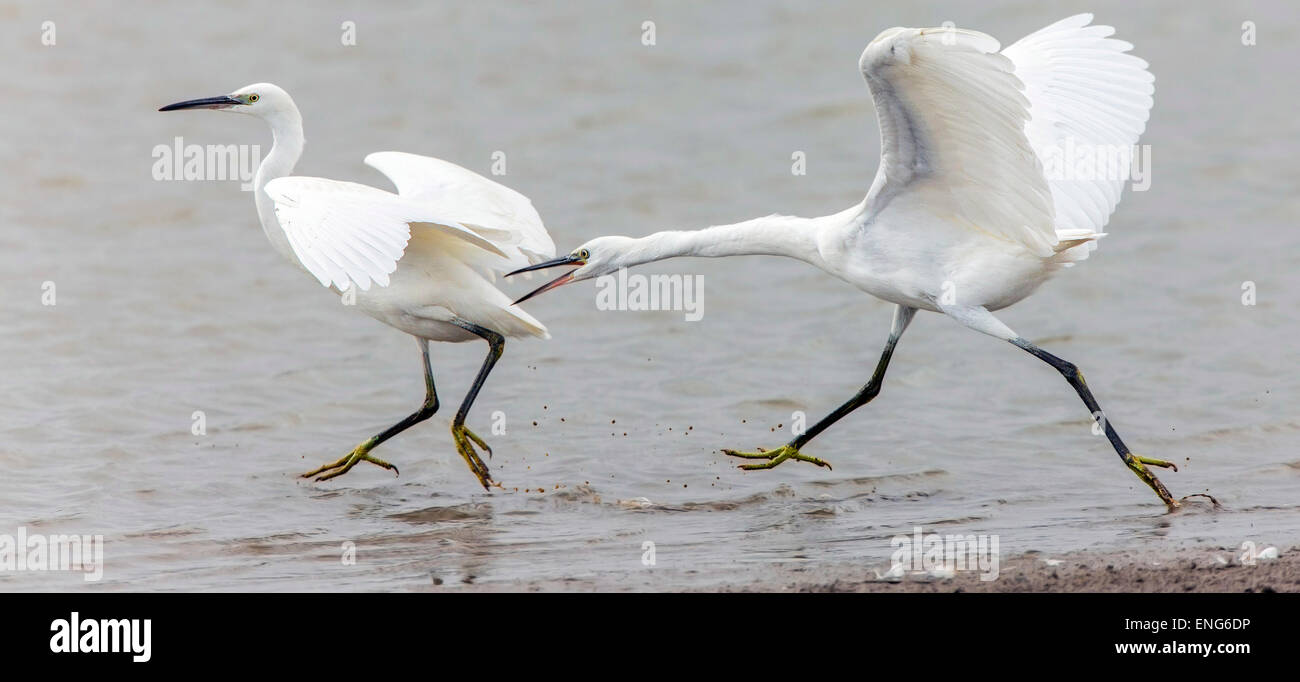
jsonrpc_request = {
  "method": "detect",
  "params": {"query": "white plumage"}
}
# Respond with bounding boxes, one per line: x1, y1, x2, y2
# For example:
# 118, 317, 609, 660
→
858, 12, 1153, 265
859, 24, 1059, 257
362, 151, 555, 272
263, 176, 506, 291
161, 82, 554, 489
1003, 13, 1154, 260
514, 15, 1180, 509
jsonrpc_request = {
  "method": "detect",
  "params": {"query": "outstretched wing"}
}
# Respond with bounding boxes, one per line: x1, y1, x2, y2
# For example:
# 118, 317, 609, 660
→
364, 151, 556, 272
1003, 13, 1154, 258
861, 25, 1058, 256
262, 176, 508, 291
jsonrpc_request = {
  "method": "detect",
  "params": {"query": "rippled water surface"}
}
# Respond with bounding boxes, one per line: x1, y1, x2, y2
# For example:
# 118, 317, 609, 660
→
1, 0, 1297, 590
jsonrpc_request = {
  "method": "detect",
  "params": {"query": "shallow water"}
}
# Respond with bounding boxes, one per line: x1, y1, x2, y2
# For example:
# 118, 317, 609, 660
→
1, 0, 1297, 590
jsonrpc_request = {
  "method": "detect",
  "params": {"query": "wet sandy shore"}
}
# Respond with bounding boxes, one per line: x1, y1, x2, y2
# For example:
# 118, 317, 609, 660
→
419, 545, 1297, 592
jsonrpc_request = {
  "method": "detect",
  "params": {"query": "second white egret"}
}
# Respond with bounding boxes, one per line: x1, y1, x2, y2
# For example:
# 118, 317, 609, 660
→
161, 83, 555, 490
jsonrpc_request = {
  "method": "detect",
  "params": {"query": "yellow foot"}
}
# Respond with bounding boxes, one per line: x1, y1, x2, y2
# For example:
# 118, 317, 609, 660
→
452, 424, 494, 490
301, 443, 398, 482
721, 444, 832, 471
1124, 452, 1179, 511
1133, 454, 1177, 471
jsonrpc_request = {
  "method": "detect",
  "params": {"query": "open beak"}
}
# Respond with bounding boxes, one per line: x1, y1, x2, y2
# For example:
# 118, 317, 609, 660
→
506, 255, 585, 305
158, 95, 241, 112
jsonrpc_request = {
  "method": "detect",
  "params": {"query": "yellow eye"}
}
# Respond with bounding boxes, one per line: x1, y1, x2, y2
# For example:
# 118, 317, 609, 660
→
248, 94, 259, 103
577, 249, 590, 260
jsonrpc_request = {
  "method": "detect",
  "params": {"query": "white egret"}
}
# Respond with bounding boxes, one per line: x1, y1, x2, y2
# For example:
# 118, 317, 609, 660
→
160, 83, 555, 490
511, 15, 1183, 508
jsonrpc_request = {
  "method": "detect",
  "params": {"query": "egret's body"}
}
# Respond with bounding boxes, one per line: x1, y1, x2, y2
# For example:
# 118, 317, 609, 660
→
162, 83, 554, 489
513, 15, 1183, 508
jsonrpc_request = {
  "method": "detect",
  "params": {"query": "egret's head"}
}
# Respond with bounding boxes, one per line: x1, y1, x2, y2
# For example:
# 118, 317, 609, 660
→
159, 82, 297, 121
506, 236, 636, 304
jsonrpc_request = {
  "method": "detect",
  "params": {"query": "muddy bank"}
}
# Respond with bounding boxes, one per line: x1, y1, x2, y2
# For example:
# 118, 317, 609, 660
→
737, 547, 1298, 593
420, 546, 1297, 592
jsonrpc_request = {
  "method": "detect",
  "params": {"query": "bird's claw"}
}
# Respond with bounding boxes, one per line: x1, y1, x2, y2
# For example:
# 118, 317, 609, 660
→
300, 445, 399, 482
452, 424, 494, 490
1132, 453, 1177, 472
1123, 452, 1179, 511
722, 444, 833, 471
461, 426, 493, 459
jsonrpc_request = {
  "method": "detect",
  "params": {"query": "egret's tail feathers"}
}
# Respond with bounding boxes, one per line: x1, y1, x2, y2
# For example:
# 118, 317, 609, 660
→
501, 303, 550, 340
1051, 229, 1106, 266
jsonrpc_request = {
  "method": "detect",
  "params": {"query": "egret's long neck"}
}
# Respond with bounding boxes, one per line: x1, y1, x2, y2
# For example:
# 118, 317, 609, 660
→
253, 107, 305, 264
614, 210, 857, 270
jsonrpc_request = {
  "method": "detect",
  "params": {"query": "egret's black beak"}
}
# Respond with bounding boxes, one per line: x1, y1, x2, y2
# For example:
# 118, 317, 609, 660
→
507, 255, 585, 305
158, 95, 240, 112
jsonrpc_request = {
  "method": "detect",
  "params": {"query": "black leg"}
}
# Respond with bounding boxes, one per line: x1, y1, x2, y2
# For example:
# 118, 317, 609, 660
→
302, 338, 440, 481
363, 338, 441, 450
723, 305, 916, 470
793, 320, 906, 449
447, 317, 505, 489
1010, 337, 1179, 509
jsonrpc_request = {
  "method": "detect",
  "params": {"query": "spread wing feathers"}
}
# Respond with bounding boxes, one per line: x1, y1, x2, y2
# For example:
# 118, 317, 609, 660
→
364, 151, 556, 273
862, 26, 1058, 256
263, 176, 510, 291
1002, 13, 1154, 261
